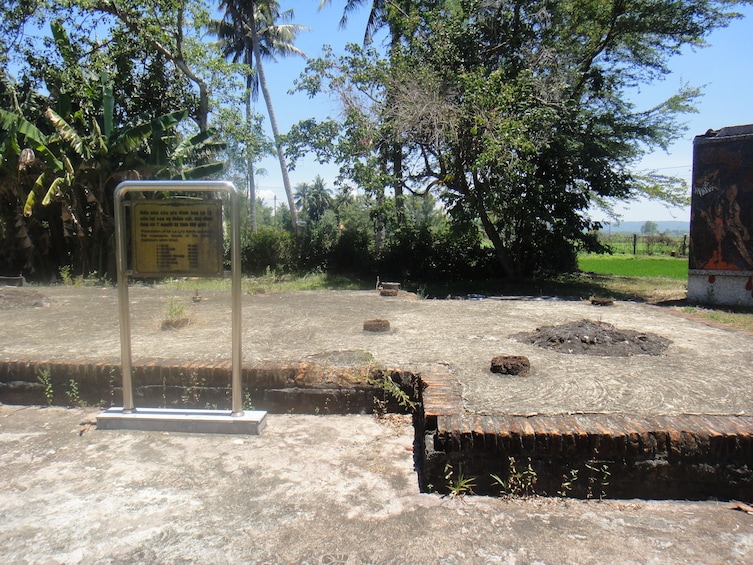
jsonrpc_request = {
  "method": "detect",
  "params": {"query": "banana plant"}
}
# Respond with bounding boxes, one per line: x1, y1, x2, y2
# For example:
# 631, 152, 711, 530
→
1, 19, 226, 278
0, 107, 58, 275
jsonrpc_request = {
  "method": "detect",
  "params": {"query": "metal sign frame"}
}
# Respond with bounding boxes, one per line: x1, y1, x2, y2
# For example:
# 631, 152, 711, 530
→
114, 180, 244, 416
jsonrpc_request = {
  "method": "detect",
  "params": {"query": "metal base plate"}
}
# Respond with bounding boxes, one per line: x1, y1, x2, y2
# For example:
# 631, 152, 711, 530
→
96, 407, 267, 435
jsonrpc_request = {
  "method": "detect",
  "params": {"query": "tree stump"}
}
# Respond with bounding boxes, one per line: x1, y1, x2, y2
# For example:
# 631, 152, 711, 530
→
379, 281, 400, 297
490, 355, 530, 376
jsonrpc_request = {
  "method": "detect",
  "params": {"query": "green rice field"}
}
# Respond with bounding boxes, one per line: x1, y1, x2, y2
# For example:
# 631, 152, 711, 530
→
577, 253, 688, 280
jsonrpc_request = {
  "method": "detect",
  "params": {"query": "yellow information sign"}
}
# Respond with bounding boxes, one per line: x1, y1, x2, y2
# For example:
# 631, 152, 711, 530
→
131, 200, 223, 277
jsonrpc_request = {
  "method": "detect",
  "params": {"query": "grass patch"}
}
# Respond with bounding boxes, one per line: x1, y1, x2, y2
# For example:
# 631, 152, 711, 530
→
160, 272, 371, 294
578, 254, 688, 280
681, 306, 753, 333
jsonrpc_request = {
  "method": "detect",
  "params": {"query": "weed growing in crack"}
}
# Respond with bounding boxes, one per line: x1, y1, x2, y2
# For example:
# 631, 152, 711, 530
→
444, 463, 476, 498
37, 368, 54, 405
181, 370, 205, 407
66, 379, 83, 407
243, 392, 255, 411
558, 468, 579, 497
491, 457, 538, 498
369, 374, 417, 418
585, 461, 611, 500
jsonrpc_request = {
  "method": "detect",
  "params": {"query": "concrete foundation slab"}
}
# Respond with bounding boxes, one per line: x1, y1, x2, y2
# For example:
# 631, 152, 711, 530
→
96, 406, 267, 435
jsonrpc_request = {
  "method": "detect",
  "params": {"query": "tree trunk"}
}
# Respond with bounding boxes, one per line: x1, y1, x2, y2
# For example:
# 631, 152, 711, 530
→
387, 31, 404, 226
468, 173, 515, 278
249, 8, 298, 232
392, 141, 404, 226
245, 70, 257, 233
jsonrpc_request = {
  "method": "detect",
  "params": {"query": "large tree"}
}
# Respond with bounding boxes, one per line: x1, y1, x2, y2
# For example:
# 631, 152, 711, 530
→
304, 0, 746, 278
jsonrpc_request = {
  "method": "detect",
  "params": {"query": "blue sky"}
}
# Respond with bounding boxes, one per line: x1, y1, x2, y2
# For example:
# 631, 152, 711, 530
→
253, 2, 753, 224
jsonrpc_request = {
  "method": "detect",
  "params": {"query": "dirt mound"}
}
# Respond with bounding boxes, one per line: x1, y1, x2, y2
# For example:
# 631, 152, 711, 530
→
512, 319, 671, 356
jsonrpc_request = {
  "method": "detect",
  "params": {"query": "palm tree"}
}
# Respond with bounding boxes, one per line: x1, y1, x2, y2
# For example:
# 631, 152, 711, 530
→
307, 175, 333, 222
295, 176, 333, 224
294, 182, 311, 219
319, 0, 392, 45
216, 0, 306, 232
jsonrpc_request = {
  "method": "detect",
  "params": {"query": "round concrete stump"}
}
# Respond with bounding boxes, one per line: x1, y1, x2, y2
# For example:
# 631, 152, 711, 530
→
363, 319, 391, 332
379, 289, 399, 297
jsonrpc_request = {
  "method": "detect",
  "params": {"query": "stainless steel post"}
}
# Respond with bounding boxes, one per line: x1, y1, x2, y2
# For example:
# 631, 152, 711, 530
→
230, 185, 244, 416
114, 186, 134, 413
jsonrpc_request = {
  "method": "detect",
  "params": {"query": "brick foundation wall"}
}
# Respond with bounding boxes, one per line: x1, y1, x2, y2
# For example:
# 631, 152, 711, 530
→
0, 358, 412, 414
418, 369, 753, 499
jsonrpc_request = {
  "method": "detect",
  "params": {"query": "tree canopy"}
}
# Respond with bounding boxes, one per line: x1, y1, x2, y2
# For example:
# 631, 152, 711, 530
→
0, 0, 749, 281
298, 0, 747, 276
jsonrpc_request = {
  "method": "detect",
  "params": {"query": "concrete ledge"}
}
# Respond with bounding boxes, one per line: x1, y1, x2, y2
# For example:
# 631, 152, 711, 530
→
416, 369, 753, 499
96, 407, 267, 435
5, 357, 753, 498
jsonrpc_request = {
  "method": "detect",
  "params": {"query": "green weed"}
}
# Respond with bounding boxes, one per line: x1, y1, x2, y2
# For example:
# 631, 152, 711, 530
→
165, 298, 186, 319
491, 457, 538, 498
180, 370, 204, 407
37, 368, 54, 405
162, 298, 189, 330
58, 265, 103, 287
682, 306, 753, 333
369, 374, 417, 417
161, 272, 368, 294
585, 461, 611, 500
243, 392, 255, 411
66, 379, 83, 407
557, 468, 579, 497
58, 265, 73, 285
444, 463, 476, 498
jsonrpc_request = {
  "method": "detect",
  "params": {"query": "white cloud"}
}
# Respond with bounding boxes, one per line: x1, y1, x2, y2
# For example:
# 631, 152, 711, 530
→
256, 189, 276, 206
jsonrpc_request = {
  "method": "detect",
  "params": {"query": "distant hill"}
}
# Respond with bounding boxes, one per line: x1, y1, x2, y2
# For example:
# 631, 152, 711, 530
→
600, 220, 689, 234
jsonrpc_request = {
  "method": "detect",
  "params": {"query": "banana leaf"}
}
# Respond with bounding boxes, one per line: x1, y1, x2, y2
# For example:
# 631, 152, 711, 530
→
0, 109, 48, 146
42, 176, 69, 206
173, 128, 227, 159
174, 162, 226, 180
151, 110, 189, 166
101, 72, 114, 139
23, 172, 46, 216
45, 109, 88, 160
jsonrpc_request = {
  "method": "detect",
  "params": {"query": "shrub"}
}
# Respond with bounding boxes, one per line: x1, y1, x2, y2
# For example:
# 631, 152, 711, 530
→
240, 226, 293, 275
